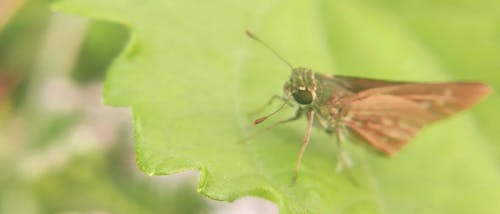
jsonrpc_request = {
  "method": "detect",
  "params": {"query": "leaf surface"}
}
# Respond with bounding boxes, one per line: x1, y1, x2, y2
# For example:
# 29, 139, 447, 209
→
54, 0, 500, 213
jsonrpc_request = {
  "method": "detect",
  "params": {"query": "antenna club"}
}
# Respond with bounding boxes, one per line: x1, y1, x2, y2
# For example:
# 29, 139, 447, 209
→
253, 117, 267, 125
245, 30, 256, 39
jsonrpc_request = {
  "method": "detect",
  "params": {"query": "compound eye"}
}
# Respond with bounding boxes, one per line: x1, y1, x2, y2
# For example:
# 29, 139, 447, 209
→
292, 90, 313, 105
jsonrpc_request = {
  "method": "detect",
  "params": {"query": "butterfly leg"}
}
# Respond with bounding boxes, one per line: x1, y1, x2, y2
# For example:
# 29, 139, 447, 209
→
250, 95, 292, 116
335, 126, 358, 186
334, 126, 351, 172
291, 110, 315, 184
273, 108, 303, 126
240, 108, 303, 144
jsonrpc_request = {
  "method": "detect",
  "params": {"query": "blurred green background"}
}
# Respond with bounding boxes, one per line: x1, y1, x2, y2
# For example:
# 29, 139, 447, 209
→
1, 0, 499, 213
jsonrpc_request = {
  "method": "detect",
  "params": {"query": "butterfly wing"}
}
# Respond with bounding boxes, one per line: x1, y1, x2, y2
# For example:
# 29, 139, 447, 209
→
333, 75, 407, 92
340, 82, 490, 156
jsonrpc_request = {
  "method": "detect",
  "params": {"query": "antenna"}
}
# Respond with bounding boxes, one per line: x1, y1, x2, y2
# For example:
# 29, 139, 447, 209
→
246, 30, 294, 69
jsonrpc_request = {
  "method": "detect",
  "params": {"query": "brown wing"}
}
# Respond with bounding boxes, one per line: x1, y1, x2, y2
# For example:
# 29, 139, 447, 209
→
341, 82, 491, 156
333, 75, 408, 92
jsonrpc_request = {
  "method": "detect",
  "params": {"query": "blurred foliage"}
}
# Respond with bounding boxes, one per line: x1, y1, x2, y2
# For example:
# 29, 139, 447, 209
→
0, 0, 53, 110
0, 0, 51, 76
71, 21, 129, 83
30, 113, 80, 149
31, 140, 207, 214
0, 0, 209, 213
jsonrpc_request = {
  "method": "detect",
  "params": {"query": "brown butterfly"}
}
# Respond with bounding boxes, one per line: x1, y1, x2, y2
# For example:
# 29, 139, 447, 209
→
245, 30, 491, 182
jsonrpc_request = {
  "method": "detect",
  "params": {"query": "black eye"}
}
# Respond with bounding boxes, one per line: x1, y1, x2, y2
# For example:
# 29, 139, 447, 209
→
292, 90, 313, 105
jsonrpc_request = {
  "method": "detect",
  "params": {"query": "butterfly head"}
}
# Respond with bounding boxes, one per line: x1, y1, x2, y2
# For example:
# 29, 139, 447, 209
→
285, 67, 317, 105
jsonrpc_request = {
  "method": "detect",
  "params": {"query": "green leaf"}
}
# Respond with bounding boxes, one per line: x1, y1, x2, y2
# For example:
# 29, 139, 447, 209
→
53, 0, 500, 213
